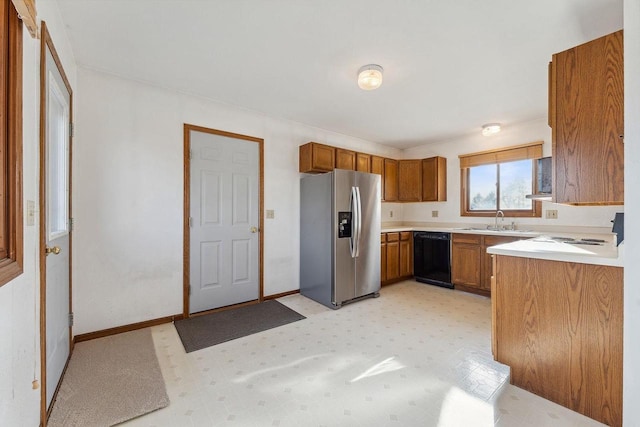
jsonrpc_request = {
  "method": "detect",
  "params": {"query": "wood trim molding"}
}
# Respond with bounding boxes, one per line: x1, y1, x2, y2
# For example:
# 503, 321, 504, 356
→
74, 314, 184, 343
182, 124, 265, 318
0, 0, 23, 287
10, 0, 36, 38
459, 141, 543, 168
264, 289, 299, 300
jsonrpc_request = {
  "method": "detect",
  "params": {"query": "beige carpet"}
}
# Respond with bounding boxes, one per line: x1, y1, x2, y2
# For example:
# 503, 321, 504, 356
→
48, 328, 169, 426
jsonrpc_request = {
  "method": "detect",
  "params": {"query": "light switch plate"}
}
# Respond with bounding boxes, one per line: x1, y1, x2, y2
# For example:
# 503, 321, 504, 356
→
432, 210, 438, 218
266, 209, 275, 219
26, 200, 35, 226
545, 209, 558, 219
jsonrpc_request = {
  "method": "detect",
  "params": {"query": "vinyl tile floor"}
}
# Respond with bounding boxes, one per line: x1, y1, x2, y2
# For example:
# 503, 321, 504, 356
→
122, 281, 605, 427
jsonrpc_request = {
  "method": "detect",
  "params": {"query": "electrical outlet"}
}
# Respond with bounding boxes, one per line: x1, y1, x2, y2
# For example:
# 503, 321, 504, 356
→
545, 209, 558, 219
266, 209, 275, 219
389, 210, 393, 218
432, 210, 438, 218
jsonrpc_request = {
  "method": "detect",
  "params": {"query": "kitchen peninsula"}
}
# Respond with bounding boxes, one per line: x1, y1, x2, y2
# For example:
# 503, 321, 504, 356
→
488, 238, 623, 427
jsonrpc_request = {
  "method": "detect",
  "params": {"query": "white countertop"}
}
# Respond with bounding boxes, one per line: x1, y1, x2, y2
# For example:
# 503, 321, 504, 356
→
381, 225, 623, 267
381, 226, 540, 238
486, 235, 623, 267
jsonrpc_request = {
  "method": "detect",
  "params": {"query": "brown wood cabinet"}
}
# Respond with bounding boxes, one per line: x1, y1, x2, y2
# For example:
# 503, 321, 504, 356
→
451, 234, 482, 290
335, 148, 356, 170
299, 142, 335, 173
493, 256, 622, 426
383, 159, 398, 202
452, 233, 522, 295
550, 30, 624, 205
385, 232, 400, 282
381, 231, 413, 285
481, 236, 520, 291
398, 160, 422, 202
399, 232, 413, 277
298, 145, 448, 204
421, 156, 447, 201
371, 156, 385, 201
356, 153, 371, 172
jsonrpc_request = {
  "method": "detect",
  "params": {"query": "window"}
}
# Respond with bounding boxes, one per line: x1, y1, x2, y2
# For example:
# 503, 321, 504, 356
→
0, 0, 23, 286
460, 142, 542, 218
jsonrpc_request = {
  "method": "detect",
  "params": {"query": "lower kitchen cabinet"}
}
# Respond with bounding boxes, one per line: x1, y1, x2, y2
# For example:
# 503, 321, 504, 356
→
481, 235, 521, 291
386, 232, 400, 282
451, 233, 522, 296
381, 231, 413, 285
399, 232, 413, 277
493, 255, 622, 426
451, 234, 482, 290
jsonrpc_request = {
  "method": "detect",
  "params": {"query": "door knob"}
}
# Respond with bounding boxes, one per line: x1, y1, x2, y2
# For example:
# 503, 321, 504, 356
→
250, 227, 258, 233
45, 246, 61, 255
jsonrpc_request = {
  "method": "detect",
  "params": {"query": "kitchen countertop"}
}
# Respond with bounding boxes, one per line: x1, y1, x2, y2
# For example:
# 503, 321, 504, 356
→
380, 224, 623, 267
487, 236, 623, 267
381, 225, 539, 238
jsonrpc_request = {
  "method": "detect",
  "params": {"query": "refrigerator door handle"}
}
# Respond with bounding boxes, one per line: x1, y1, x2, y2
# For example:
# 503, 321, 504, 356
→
349, 186, 358, 258
354, 186, 362, 257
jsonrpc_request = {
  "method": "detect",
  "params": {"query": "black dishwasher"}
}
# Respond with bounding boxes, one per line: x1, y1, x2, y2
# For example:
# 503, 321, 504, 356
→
413, 232, 453, 289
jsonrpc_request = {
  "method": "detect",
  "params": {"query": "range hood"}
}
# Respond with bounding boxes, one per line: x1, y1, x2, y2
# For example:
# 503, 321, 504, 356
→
526, 157, 552, 201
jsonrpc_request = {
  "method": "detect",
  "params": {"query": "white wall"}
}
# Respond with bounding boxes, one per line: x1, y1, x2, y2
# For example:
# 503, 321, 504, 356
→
623, 0, 639, 424
0, 2, 77, 424
400, 118, 622, 230
72, 68, 401, 335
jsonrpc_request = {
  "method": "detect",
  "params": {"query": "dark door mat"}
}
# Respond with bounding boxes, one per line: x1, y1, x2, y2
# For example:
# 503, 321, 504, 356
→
175, 300, 306, 353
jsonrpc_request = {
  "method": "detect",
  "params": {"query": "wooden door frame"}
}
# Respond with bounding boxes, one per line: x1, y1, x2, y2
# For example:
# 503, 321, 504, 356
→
39, 21, 74, 426
183, 123, 264, 317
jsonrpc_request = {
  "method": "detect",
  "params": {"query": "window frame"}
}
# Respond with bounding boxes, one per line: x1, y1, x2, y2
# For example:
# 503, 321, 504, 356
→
0, 0, 24, 287
459, 142, 543, 218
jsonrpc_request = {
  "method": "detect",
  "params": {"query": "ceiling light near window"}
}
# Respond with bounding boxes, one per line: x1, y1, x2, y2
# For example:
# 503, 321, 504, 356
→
358, 64, 383, 90
482, 123, 501, 136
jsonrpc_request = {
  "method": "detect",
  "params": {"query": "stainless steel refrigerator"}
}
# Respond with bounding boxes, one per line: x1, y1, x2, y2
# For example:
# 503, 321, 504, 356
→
300, 169, 381, 309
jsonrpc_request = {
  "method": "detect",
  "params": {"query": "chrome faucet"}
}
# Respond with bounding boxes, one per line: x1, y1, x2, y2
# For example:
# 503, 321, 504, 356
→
495, 210, 505, 230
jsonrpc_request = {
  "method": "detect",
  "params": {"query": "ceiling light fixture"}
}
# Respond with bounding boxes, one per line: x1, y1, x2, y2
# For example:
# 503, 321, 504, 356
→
357, 64, 383, 90
481, 123, 501, 136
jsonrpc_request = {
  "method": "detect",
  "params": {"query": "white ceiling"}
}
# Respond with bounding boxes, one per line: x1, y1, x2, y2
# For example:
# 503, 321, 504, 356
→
55, 0, 623, 148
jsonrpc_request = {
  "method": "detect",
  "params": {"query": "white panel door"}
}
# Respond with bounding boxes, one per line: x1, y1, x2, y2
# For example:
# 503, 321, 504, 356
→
189, 131, 259, 313
43, 41, 72, 408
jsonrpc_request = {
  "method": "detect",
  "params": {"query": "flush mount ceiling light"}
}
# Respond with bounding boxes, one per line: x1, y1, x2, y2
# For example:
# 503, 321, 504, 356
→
481, 123, 501, 136
357, 64, 383, 90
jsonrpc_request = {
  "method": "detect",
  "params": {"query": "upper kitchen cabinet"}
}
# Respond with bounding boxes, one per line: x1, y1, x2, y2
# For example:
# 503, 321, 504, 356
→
550, 30, 624, 205
383, 159, 399, 202
299, 142, 335, 173
356, 153, 371, 172
422, 156, 447, 202
371, 156, 385, 201
398, 160, 422, 202
336, 148, 356, 170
